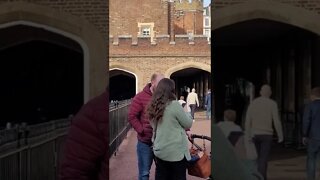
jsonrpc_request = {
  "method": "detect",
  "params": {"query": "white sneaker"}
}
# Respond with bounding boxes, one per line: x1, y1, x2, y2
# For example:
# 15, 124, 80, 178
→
193, 119, 195, 122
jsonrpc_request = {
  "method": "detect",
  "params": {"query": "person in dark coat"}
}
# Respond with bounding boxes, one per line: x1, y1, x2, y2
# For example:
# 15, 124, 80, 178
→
59, 91, 108, 180
303, 87, 320, 180
128, 73, 164, 180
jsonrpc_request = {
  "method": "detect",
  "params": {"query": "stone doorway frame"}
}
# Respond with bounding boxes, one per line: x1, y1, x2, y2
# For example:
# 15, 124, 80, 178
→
212, 0, 320, 36
165, 61, 211, 78
109, 68, 139, 94
0, 1, 107, 102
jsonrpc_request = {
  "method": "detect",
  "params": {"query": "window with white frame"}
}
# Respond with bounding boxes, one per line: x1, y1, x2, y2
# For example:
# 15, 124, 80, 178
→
205, 17, 210, 27
142, 26, 151, 36
138, 23, 154, 37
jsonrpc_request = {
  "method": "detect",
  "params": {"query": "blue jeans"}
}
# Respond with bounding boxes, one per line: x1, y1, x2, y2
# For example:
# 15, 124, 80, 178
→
137, 140, 154, 180
206, 106, 211, 120
307, 139, 320, 180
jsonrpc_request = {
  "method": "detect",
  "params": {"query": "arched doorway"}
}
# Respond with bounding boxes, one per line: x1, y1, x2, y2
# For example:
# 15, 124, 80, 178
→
212, 1, 320, 149
110, 69, 137, 101
0, 1, 107, 101
0, 25, 84, 126
170, 67, 211, 108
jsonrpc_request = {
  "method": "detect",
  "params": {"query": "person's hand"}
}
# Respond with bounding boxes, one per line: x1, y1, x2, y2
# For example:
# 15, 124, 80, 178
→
278, 137, 283, 143
186, 131, 192, 140
303, 137, 308, 145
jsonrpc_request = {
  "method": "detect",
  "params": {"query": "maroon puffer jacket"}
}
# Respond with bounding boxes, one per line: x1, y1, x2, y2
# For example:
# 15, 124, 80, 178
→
128, 83, 153, 144
59, 91, 108, 180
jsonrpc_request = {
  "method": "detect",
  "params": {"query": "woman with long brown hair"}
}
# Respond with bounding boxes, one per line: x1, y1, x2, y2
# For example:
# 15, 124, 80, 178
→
147, 78, 193, 180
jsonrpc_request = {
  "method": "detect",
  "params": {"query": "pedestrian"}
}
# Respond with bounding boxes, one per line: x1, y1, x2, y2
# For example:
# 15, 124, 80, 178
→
59, 91, 108, 180
178, 96, 187, 108
302, 87, 320, 180
213, 124, 262, 180
205, 89, 212, 120
217, 109, 242, 137
147, 78, 193, 180
187, 88, 199, 120
6, 122, 11, 129
128, 73, 164, 180
217, 109, 261, 179
245, 84, 283, 180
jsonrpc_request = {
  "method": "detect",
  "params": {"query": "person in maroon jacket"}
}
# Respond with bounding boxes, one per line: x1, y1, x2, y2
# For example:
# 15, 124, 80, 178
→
59, 91, 108, 180
128, 73, 164, 180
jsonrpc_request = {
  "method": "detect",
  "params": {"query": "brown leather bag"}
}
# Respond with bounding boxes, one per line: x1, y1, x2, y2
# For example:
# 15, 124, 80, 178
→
187, 142, 211, 178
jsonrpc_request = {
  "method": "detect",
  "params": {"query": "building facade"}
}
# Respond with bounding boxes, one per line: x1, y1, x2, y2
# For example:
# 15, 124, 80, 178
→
174, 0, 204, 35
203, 4, 211, 40
109, 0, 211, 102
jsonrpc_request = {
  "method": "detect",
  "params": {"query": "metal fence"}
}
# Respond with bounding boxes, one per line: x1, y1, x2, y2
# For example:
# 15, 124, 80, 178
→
109, 99, 131, 158
0, 100, 132, 179
282, 111, 305, 149
0, 118, 71, 180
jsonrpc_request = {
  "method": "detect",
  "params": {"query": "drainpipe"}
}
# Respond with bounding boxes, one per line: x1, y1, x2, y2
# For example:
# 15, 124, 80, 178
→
169, 0, 175, 44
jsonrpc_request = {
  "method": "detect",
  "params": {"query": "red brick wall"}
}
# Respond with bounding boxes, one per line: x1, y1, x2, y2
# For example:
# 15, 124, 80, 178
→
195, 11, 203, 34
174, 11, 203, 35
0, 0, 108, 36
109, 0, 169, 36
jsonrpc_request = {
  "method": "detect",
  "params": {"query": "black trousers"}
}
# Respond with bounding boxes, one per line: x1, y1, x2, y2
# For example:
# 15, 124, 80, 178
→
253, 135, 273, 180
189, 104, 196, 119
155, 157, 187, 180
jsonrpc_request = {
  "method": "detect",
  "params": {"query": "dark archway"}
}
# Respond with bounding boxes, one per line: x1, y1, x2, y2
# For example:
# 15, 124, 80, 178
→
213, 19, 320, 147
0, 25, 83, 127
110, 70, 136, 101
170, 68, 211, 108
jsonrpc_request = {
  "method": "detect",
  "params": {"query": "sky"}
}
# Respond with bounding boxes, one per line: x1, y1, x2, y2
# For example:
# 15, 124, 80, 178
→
203, 0, 211, 7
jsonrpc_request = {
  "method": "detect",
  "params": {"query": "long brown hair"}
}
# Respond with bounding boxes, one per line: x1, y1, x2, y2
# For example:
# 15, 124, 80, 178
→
147, 78, 176, 123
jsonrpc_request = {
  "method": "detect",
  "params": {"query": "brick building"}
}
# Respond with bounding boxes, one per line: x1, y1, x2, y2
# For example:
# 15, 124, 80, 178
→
174, 0, 204, 35
109, 0, 211, 103
203, 4, 211, 40
212, 0, 320, 149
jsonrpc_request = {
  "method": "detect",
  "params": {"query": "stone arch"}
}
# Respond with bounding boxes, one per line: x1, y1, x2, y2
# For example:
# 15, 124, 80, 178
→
165, 61, 211, 78
0, 1, 107, 102
212, 0, 320, 36
109, 63, 142, 93
109, 68, 139, 94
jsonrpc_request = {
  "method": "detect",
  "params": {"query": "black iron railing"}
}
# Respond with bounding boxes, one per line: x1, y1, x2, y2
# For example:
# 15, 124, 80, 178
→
109, 99, 132, 158
281, 111, 305, 150
0, 117, 71, 180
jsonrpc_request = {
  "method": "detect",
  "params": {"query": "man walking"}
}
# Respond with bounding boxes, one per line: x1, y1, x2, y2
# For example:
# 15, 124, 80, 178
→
245, 84, 283, 180
128, 73, 164, 180
205, 89, 211, 120
187, 88, 199, 120
303, 87, 320, 180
